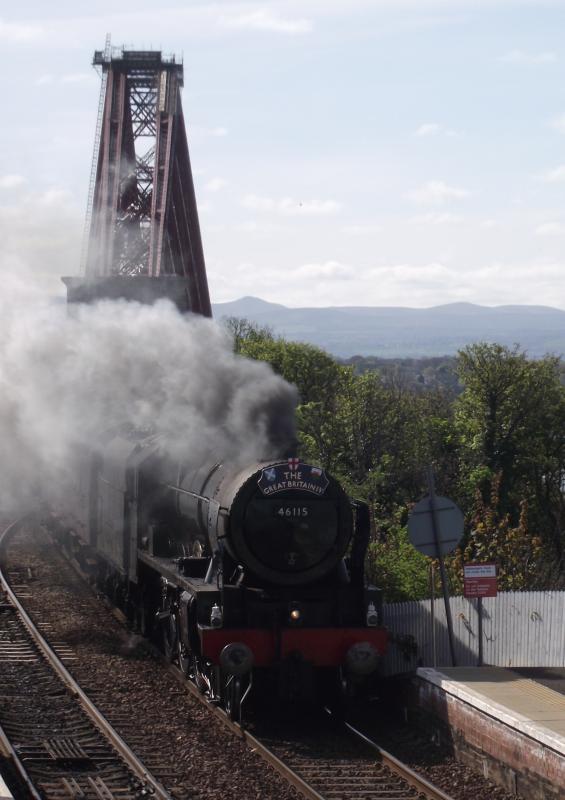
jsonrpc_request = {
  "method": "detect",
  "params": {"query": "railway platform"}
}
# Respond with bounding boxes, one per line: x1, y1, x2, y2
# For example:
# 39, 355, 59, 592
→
415, 666, 565, 799
0, 742, 14, 800
0, 767, 14, 799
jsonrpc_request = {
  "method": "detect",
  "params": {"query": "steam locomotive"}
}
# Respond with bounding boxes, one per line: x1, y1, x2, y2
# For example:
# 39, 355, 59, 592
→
51, 428, 388, 720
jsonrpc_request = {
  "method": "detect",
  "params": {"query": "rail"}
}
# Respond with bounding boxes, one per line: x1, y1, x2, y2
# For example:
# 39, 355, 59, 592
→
20, 516, 457, 800
168, 658, 456, 800
0, 518, 174, 800
329, 709, 456, 800
174, 671, 324, 800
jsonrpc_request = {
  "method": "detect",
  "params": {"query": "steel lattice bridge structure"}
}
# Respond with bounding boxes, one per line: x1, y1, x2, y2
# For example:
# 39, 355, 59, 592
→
64, 42, 211, 316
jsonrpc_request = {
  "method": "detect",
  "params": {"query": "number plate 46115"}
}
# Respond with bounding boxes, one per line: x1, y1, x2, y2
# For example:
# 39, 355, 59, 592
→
273, 505, 310, 518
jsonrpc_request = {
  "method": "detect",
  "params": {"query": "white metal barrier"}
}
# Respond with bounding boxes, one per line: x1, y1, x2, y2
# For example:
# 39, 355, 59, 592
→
381, 591, 565, 675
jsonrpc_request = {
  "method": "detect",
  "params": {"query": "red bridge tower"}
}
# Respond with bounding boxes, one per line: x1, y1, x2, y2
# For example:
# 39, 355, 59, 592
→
64, 42, 211, 316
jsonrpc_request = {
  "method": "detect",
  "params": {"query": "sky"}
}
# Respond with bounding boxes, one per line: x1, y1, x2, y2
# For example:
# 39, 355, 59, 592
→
2, 0, 565, 309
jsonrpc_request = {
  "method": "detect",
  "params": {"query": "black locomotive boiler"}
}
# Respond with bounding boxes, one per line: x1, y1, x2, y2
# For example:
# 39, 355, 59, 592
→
52, 429, 388, 720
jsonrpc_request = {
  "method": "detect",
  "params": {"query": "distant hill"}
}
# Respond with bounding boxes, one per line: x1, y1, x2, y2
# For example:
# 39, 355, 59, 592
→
212, 297, 565, 358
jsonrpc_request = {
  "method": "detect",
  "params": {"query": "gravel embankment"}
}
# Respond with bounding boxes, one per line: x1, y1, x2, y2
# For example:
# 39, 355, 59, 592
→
5, 522, 300, 800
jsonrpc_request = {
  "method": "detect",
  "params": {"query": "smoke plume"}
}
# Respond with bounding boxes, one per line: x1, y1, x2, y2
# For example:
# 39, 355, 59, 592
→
0, 296, 297, 512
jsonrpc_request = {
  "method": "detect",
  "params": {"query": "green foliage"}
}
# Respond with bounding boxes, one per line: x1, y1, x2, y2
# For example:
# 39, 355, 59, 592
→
225, 316, 353, 471
446, 475, 544, 592
223, 316, 275, 351
455, 343, 562, 494
366, 514, 429, 602
224, 320, 565, 594
344, 354, 461, 394
454, 342, 565, 573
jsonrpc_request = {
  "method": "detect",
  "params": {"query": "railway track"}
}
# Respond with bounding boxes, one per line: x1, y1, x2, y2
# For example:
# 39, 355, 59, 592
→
1, 518, 490, 800
2, 518, 302, 800
0, 519, 173, 800
287, 710, 456, 800
177, 676, 456, 800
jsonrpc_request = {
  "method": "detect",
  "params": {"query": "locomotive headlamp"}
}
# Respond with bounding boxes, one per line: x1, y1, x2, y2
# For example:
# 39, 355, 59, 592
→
220, 642, 254, 675
210, 603, 223, 628
366, 602, 379, 627
290, 609, 301, 621
345, 642, 379, 676
288, 603, 303, 624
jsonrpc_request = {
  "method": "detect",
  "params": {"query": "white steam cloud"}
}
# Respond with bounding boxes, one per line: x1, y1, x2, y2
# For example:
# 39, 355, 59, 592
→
0, 296, 297, 512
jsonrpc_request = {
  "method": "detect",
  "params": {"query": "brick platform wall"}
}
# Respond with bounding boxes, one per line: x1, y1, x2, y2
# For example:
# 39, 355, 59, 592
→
415, 678, 565, 800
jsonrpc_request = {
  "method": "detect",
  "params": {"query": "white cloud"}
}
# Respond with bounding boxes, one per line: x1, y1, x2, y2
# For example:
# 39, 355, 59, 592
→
210, 253, 565, 310
220, 9, 312, 35
540, 165, 565, 183
201, 223, 226, 234
210, 256, 356, 302
242, 194, 341, 216
60, 73, 96, 85
368, 261, 453, 285
36, 72, 96, 87
191, 126, 228, 139
0, 17, 43, 42
278, 197, 341, 216
550, 114, 565, 134
411, 212, 463, 225
536, 221, 565, 236
414, 122, 455, 137
341, 223, 383, 235
498, 49, 557, 64
408, 180, 470, 205
37, 189, 74, 207
471, 260, 565, 288
0, 175, 27, 189
292, 261, 354, 280
415, 123, 441, 136
205, 177, 228, 192
280, 198, 342, 216
242, 195, 275, 212
0, 188, 81, 298
232, 221, 287, 234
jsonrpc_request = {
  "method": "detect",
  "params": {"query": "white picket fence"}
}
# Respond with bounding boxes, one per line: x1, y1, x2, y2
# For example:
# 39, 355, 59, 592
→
381, 591, 565, 675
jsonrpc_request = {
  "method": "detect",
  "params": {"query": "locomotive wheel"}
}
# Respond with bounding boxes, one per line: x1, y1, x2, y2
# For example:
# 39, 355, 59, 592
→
162, 602, 178, 662
136, 601, 150, 638
178, 641, 191, 676
225, 675, 242, 722
193, 657, 211, 694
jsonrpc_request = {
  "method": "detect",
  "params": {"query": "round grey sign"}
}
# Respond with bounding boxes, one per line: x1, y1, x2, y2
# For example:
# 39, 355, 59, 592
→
408, 495, 464, 557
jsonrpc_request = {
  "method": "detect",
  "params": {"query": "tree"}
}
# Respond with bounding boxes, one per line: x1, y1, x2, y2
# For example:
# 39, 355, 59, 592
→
365, 510, 429, 602
336, 371, 434, 514
223, 318, 352, 470
455, 343, 565, 573
446, 474, 545, 591
222, 316, 274, 353
224, 321, 565, 591
456, 344, 560, 503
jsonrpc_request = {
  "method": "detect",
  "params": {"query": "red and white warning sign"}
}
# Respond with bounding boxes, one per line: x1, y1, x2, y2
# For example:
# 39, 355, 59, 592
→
463, 563, 498, 598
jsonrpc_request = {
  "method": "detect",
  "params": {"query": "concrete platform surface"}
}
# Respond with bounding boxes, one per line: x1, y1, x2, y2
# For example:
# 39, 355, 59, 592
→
0, 774, 13, 800
418, 665, 565, 755
515, 667, 565, 698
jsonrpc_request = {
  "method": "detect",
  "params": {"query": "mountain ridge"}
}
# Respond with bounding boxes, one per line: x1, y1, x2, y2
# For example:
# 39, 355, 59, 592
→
212, 297, 565, 358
